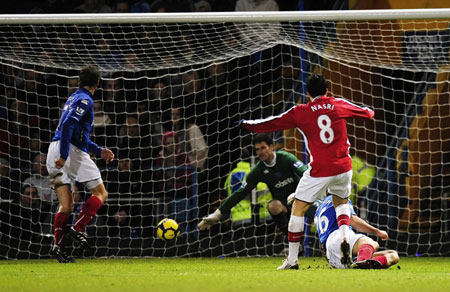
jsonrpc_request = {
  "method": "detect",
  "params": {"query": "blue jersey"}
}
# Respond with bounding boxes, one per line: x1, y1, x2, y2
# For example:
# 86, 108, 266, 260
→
52, 88, 102, 160
314, 195, 356, 248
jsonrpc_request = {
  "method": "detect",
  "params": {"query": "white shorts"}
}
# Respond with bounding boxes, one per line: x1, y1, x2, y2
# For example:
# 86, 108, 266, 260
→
325, 228, 365, 269
294, 169, 352, 203
46, 141, 102, 190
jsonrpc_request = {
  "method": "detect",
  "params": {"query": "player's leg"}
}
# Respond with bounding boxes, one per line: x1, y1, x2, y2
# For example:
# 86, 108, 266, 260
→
73, 180, 108, 232
371, 249, 400, 268
288, 200, 309, 260
277, 199, 310, 270
330, 170, 353, 267
68, 148, 106, 249
51, 185, 76, 263
268, 200, 289, 235
332, 195, 352, 266
70, 181, 107, 249
278, 172, 327, 270
326, 229, 364, 268
353, 234, 379, 260
46, 141, 76, 263
350, 236, 381, 269
54, 185, 74, 247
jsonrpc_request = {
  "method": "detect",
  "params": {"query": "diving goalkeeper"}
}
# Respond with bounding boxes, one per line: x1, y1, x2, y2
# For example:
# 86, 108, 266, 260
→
198, 134, 307, 235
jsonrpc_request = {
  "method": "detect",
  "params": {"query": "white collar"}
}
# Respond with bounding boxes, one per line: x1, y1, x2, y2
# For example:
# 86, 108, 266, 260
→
263, 151, 277, 167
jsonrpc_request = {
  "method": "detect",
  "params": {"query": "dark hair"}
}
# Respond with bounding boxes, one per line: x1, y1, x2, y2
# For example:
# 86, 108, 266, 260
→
253, 133, 273, 146
21, 184, 37, 195
79, 65, 100, 88
306, 74, 328, 98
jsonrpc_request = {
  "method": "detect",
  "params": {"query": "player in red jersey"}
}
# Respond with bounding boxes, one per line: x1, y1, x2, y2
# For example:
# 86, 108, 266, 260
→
241, 74, 374, 270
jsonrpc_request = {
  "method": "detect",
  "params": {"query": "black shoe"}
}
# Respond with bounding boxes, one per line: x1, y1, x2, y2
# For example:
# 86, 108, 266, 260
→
340, 238, 351, 267
350, 259, 383, 269
51, 246, 75, 263
69, 227, 91, 250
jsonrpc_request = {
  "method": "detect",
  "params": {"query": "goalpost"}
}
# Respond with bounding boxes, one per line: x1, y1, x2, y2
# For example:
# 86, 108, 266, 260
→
0, 9, 449, 259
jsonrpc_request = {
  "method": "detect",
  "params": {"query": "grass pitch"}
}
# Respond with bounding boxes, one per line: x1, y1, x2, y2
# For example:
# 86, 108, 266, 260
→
1, 257, 449, 292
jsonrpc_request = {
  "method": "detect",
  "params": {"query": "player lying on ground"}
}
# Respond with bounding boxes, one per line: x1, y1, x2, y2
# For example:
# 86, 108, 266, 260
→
198, 134, 307, 236
315, 195, 399, 269
240, 74, 374, 270
46, 65, 114, 263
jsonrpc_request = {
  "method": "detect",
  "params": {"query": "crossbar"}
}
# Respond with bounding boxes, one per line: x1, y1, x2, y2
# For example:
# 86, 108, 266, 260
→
0, 9, 450, 24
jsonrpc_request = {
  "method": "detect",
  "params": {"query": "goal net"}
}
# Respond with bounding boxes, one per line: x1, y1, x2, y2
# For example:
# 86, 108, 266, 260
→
0, 10, 449, 259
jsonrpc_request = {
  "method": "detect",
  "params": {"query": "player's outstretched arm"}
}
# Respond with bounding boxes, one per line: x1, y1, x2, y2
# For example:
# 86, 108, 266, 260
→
203, 168, 258, 230
198, 209, 222, 230
240, 107, 297, 133
350, 215, 388, 240
374, 229, 389, 241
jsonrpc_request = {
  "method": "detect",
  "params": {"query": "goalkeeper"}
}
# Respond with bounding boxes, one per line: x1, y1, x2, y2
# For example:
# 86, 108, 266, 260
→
198, 134, 307, 235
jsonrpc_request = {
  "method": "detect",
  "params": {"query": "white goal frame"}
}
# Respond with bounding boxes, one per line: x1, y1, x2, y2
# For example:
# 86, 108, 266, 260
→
1, 9, 449, 259
1, 9, 450, 24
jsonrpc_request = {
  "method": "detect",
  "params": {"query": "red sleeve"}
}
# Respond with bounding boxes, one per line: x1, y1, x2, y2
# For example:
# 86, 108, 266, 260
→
335, 98, 374, 120
241, 106, 298, 133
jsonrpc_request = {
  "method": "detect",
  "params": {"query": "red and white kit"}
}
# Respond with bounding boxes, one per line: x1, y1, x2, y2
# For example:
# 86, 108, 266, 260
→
242, 95, 374, 178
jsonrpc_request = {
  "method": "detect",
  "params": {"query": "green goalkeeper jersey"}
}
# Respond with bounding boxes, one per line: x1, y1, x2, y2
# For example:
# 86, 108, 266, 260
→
219, 150, 307, 214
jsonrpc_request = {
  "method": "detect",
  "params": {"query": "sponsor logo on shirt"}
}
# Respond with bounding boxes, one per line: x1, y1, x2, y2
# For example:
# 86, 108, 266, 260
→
75, 107, 85, 115
264, 170, 269, 174
81, 99, 89, 105
275, 177, 294, 188
294, 161, 303, 168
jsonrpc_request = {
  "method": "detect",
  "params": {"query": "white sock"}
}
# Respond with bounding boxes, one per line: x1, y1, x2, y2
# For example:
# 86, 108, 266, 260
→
288, 242, 300, 263
339, 224, 350, 241
287, 215, 304, 263
335, 203, 350, 241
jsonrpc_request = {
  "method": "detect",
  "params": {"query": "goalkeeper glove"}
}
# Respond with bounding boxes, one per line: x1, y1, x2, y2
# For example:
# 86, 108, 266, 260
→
198, 209, 222, 230
287, 193, 296, 205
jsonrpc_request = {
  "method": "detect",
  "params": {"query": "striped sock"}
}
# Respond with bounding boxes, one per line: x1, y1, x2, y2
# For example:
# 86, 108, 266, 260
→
287, 216, 304, 263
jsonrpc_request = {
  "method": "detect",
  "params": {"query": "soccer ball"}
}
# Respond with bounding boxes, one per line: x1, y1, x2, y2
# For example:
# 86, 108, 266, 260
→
156, 218, 180, 240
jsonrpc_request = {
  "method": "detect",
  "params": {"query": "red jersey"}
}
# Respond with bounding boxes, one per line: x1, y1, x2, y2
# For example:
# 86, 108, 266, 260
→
242, 96, 374, 177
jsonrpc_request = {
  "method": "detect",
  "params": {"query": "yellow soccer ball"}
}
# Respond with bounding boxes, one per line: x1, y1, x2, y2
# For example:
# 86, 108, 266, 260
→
156, 218, 180, 240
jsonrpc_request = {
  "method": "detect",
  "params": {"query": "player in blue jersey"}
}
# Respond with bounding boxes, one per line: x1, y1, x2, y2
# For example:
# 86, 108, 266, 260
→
46, 65, 114, 263
314, 195, 399, 269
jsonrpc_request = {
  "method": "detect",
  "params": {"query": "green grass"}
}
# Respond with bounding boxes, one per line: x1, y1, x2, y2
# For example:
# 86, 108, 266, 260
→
1, 257, 449, 292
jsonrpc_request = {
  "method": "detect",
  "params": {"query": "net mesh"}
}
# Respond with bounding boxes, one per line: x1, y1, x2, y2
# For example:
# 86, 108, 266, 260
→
0, 18, 449, 259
